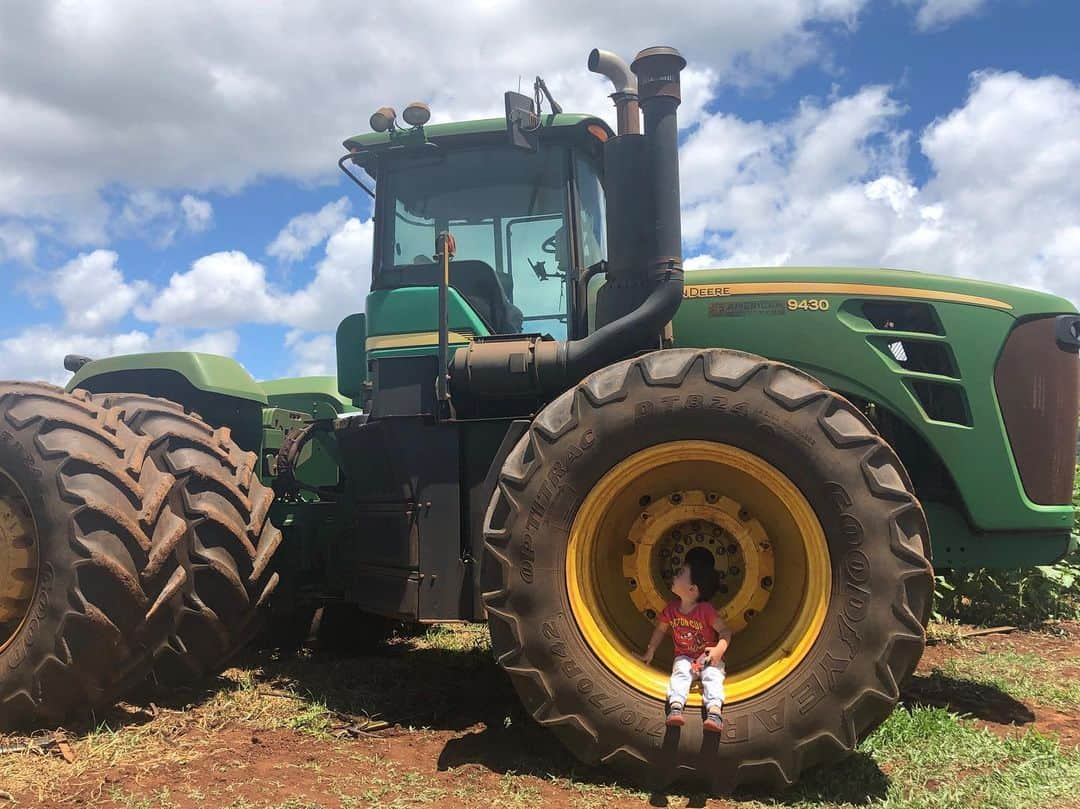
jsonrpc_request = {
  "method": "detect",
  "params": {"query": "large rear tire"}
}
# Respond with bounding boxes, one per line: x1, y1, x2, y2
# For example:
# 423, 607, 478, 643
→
0, 384, 189, 728
481, 349, 933, 792
90, 393, 282, 686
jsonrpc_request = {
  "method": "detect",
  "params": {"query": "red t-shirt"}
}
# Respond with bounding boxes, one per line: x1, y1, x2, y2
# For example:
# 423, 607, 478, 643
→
661, 600, 719, 658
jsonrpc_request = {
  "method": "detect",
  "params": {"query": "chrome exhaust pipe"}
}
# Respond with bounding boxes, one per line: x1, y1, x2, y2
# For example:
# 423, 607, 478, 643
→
588, 48, 640, 135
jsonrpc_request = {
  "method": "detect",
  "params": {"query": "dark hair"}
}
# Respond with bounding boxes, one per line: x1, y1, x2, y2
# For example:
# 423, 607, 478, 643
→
685, 548, 718, 602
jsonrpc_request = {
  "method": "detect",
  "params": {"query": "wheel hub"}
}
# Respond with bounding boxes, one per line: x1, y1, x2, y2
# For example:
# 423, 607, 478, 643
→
0, 472, 38, 653
566, 441, 831, 705
622, 490, 774, 633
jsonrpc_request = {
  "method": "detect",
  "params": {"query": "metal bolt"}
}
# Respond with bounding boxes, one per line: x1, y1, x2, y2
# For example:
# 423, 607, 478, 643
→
759, 541, 771, 551
727, 543, 738, 556
738, 508, 751, 521
674, 544, 684, 554
744, 609, 756, 622
706, 492, 719, 504
761, 576, 773, 589
708, 537, 716, 545
717, 570, 726, 580
660, 548, 670, 558
670, 492, 683, 504
645, 609, 656, 620
628, 578, 637, 590
729, 565, 740, 576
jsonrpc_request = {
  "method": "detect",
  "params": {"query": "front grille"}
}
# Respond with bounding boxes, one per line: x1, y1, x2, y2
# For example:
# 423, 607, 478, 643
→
994, 316, 1080, 505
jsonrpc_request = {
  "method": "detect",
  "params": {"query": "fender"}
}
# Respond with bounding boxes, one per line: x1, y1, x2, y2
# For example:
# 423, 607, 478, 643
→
66, 352, 267, 452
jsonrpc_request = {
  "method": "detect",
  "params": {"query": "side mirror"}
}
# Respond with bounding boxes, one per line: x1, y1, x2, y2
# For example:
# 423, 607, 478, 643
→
504, 91, 539, 151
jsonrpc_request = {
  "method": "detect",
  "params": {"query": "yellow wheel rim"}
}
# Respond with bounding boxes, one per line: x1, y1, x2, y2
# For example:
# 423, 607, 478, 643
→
0, 469, 39, 655
566, 441, 830, 705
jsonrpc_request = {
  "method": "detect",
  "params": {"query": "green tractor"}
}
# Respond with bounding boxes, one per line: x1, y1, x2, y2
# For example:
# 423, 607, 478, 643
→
1, 45, 1076, 791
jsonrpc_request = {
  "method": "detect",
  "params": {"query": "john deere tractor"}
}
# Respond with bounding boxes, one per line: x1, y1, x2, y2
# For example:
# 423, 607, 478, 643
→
1, 46, 1076, 791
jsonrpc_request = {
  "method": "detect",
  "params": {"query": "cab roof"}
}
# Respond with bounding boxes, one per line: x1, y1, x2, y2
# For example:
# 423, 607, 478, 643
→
342, 113, 612, 153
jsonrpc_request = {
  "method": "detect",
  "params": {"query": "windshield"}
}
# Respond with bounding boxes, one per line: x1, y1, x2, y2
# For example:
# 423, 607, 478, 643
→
379, 146, 574, 339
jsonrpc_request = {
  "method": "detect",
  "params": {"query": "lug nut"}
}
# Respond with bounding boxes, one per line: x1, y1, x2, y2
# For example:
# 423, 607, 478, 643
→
761, 576, 773, 589
727, 543, 738, 555
670, 493, 683, 504
744, 609, 756, 622
729, 565, 740, 575
706, 492, 719, 503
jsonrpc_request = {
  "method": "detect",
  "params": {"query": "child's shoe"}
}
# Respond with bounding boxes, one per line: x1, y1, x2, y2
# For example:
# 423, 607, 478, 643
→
703, 708, 723, 733
665, 703, 685, 727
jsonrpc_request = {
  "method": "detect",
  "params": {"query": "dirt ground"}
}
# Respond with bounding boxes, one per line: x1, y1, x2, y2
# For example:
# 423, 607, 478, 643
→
1, 621, 1077, 809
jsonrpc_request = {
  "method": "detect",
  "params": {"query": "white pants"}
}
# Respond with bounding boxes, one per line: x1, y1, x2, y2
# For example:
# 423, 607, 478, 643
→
668, 655, 725, 711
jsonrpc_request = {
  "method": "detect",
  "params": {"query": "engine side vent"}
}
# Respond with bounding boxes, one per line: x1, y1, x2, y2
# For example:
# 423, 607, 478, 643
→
907, 380, 972, 426
871, 338, 960, 378
861, 300, 944, 335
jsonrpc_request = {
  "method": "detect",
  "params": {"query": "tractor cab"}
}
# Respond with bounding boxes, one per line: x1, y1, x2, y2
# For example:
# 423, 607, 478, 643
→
343, 114, 612, 346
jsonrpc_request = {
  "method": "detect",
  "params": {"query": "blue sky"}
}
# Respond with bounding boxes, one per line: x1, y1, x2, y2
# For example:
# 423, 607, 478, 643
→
1, 0, 1078, 383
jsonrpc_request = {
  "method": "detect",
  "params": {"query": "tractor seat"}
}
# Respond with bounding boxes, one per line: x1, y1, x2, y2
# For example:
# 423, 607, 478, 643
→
375, 260, 524, 335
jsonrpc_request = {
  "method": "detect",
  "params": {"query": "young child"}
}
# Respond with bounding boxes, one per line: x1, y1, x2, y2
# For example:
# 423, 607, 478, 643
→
638, 553, 732, 731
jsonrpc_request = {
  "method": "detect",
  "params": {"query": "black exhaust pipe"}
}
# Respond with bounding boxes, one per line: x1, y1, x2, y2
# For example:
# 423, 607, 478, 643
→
450, 46, 685, 400
633, 46, 686, 276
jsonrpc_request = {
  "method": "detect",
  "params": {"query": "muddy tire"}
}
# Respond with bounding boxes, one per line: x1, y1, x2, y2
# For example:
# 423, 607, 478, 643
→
90, 393, 282, 686
481, 349, 933, 792
0, 384, 191, 728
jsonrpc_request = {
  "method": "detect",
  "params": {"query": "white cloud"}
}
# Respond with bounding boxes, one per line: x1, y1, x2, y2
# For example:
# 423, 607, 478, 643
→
0, 1, 867, 245
113, 190, 215, 246
284, 217, 373, 331
139, 214, 372, 331
267, 197, 351, 263
180, 194, 213, 233
137, 250, 281, 326
0, 221, 36, 264
51, 249, 150, 332
681, 70, 1080, 307
284, 331, 336, 377
910, 0, 989, 31
0, 325, 239, 385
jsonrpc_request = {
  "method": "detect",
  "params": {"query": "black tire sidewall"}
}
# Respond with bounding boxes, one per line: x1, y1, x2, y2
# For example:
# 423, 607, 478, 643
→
484, 350, 930, 787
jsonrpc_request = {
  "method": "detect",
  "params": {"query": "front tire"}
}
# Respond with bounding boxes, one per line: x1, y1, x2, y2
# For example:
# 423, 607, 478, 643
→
481, 349, 933, 791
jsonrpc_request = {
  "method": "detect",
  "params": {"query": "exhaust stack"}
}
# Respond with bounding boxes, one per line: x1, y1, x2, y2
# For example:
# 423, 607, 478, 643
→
632, 46, 686, 275
588, 48, 640, 135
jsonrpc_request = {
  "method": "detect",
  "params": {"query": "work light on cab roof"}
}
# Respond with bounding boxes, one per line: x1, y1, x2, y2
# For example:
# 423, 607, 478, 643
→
369, 101, 430, 133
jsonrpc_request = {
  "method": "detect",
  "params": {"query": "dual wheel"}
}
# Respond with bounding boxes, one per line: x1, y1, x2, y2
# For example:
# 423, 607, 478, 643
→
483, 348, 933, 791
0, 384, 281, 728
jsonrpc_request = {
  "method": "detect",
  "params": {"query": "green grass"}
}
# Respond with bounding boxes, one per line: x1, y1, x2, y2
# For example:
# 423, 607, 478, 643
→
5, 624, 1077, 809
748, 707, 1080, 809
937, 649, 1080, 711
